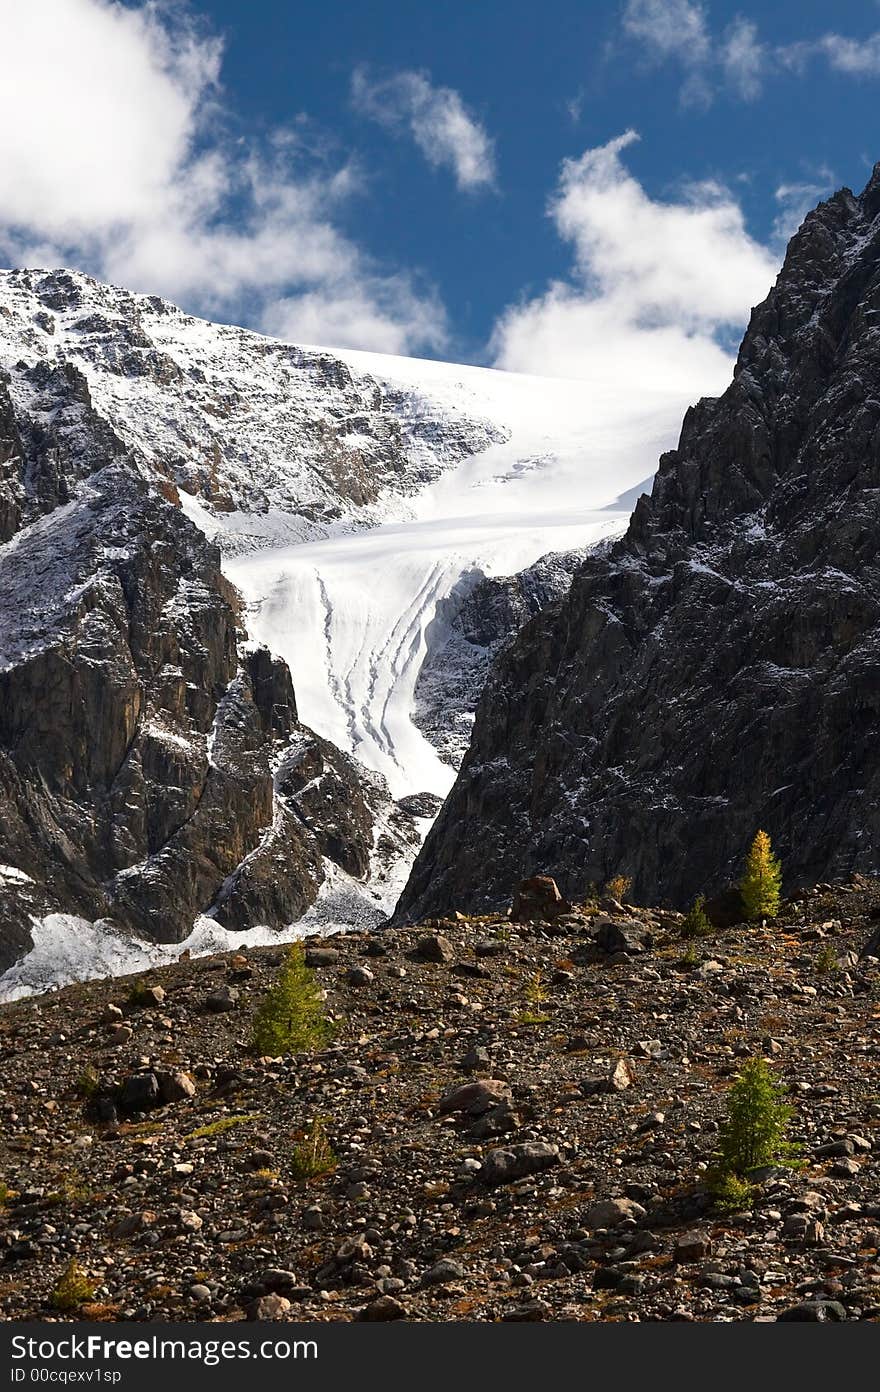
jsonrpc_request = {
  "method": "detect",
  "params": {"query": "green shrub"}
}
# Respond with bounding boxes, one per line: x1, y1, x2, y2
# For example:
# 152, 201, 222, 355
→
739, 830, 782, 921
682, 894, 712, 939
681, 942, 701, 968
814, 942, 839, 976
51, 1259, 96, 1311
251, 944, 334, 1056
126, 977, 156, 1007
717, 1057, 798, 1176
76, 1065, 101, 1099
290, 1118, 337, 1179
524, 971, 548, 1006
710, 1170, 755, 1213
707, 1058, 799, 1211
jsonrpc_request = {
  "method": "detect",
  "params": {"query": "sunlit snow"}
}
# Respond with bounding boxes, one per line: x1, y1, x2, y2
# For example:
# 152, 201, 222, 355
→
220, 351, 670, 797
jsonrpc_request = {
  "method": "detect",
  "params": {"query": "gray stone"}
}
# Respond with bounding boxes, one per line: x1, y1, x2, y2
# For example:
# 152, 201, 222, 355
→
422, 1258, 465, 1286
481, 1141, 560, 1186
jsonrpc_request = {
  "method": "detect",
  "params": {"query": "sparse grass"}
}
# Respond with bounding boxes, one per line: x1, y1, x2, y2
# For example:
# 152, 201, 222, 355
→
51, 1260, 96, 1311
290, 1118, 337, 1180
709, 1170, 755, 1213
0, 1182, 10, 1207
185, 1113, 262, 1142
46, 1171, 98, 1207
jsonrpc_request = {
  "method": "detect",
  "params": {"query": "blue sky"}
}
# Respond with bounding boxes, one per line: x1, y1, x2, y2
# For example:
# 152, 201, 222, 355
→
206, 0, 880, 356
2, 0, 880, 388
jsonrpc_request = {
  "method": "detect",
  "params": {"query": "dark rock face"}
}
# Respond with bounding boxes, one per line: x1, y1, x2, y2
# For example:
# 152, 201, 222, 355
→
0, 369, 390, 971
398, 167, 880, 921
413, 550, 587, 766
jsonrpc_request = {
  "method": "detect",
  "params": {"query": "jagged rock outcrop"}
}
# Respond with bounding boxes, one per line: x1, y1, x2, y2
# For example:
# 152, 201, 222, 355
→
413, 550, 587, 765
397, 166, 880, 920
0, 365, 405, 972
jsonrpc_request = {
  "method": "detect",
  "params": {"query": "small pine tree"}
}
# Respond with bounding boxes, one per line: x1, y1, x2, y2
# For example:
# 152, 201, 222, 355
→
251, 944, 334, 1056
682, 894, 712, 938
605, 874, 632, 902
717, 1057, 797, 1176
739, 829, 782, 921
51, 1259, 96, 1311
290, 1117, 337, 1179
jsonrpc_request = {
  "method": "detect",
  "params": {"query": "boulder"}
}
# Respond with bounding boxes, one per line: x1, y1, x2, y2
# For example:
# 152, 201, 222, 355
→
510, 875, 569, 922
480, 1141, 560, 1186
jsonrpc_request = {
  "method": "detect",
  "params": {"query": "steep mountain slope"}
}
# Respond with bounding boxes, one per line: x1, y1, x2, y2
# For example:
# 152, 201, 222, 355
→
398, 167, 880, 921
0, 269, 503, 542
1, 269, 669, 808
0, 360, 420, 975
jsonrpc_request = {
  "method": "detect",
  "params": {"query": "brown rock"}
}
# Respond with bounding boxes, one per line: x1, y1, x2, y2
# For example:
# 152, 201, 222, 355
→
510, 875, 570, 922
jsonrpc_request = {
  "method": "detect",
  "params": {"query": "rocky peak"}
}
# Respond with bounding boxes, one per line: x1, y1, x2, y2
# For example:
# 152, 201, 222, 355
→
397, 166, 880, 922
0, 350, 415, 974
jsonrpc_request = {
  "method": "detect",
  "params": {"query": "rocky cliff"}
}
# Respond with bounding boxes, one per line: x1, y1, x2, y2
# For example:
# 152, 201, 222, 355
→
398, 167, 880, 921
413, 549, 588, 766
0, 360, 417, 972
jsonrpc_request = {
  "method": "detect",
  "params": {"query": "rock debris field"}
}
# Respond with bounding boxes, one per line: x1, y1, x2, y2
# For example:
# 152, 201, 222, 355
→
2, 880, 880, 1323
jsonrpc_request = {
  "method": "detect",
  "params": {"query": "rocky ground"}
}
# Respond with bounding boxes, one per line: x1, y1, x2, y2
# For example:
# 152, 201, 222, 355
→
2, 879, 880, 1324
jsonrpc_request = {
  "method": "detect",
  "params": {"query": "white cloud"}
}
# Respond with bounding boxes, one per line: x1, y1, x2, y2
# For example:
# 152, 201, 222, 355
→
351, 67, 496, 191
772, 170, 836, 241
0, 0, 446, 355
621, 2, 880, 105
622, 0, 710, 65
491, 131, 779, 400
781, 32, 880, 77
721, 17, 766, 100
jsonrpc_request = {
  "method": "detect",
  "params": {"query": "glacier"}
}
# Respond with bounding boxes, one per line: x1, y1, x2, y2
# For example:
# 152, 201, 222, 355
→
198, 352, 673, 799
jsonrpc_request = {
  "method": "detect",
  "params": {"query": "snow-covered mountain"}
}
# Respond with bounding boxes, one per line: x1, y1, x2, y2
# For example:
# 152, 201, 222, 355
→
0, 269, 666, 801
0, 266, 668, 995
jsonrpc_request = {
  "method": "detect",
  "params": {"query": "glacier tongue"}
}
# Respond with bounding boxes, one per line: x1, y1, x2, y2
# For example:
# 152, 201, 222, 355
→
218, 353, 673, 798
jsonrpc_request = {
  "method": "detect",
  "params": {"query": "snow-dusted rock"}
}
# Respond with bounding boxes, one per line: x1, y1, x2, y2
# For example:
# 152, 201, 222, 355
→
398, 165, 880, 920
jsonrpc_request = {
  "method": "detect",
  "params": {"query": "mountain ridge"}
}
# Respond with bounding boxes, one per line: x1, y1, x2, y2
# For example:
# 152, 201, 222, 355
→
397, 165, 880, 921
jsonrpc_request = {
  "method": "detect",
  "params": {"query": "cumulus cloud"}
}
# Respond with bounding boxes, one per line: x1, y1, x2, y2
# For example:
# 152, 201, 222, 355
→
491, 131, 779, 400
620, 1, 880, 105
0, 0, 446, 354
351, 67, 496, 191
